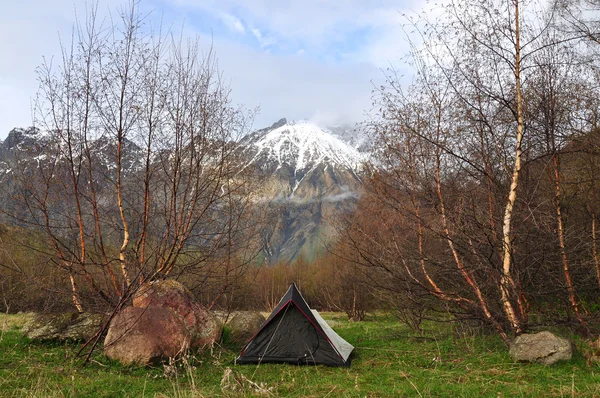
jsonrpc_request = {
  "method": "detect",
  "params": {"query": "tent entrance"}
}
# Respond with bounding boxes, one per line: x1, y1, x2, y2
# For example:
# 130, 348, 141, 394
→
240, 302, 321, 365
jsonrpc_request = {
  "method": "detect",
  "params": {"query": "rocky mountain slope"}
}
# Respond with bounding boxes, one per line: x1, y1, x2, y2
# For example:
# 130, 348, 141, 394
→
0, 120, 369, 264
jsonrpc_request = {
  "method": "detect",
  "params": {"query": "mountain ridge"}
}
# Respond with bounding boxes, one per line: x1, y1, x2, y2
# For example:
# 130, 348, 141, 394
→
0, 119, 370, 264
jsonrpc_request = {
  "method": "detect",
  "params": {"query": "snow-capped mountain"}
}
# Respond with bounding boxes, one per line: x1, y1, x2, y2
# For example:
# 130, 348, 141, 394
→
0, 126, 148, 237
243, 119, 363, 181
241, 119, 367, 263
241, 119, 364, 194
0, 127, 48, 180
0, 127, 144, 181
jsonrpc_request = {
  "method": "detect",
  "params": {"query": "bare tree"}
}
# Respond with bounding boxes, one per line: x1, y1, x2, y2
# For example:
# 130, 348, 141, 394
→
525, 32, 593, 334
339, 0, 600, 341
20, 1, 258, 311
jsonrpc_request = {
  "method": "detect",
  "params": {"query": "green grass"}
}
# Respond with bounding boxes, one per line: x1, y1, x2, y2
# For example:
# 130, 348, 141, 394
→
1, 312, 599, 397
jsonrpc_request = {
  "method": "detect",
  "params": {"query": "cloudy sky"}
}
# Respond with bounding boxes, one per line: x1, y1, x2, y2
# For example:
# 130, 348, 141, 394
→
0, 0, 426, 140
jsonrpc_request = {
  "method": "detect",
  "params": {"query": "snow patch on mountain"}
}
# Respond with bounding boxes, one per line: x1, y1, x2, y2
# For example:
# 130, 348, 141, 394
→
243, 120, 365, 174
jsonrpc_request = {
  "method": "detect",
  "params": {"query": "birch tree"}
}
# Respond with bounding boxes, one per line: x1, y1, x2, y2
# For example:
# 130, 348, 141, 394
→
341, 0, 594, 341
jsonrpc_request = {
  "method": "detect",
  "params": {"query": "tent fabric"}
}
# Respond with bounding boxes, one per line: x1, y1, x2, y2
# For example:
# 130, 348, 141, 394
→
235, 283, 354, 367
310, 310, 353, 362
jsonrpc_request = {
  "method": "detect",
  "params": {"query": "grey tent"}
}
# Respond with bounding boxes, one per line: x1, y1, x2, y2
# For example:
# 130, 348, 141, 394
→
235, 283, 354, 367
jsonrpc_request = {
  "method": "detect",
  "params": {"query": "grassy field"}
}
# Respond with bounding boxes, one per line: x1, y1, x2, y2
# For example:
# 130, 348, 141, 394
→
1, 312, 599, 397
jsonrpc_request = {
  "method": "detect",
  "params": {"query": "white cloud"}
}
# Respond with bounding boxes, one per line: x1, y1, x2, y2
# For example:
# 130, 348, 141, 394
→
250, 27, 262, 40
207, 35, 380, 129
220, 12, 246, 34
0, 0, 430, 139
250, 27, 276, 48
167, 0, 426, 67
256, 186, 359, 205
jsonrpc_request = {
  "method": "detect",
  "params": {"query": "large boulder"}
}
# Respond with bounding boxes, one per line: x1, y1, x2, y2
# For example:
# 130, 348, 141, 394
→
226, 311, 265, 344
132, 279, 221, 347
104, 279, 221, 365
104, 306, 189, 365
510, 331, 573, 365
133, 279, 195, 316
22, 312, 107, 342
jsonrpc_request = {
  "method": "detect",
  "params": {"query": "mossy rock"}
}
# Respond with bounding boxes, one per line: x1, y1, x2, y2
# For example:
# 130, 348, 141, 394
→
22, 312, 107, 342
509, 331, 573, 365
226, 311, 265, 344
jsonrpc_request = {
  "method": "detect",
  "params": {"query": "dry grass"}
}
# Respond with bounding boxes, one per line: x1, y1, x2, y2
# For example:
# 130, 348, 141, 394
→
0, 312, 35, 331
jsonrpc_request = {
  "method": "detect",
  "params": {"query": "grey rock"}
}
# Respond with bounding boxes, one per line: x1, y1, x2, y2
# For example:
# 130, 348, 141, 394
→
22, 312, 107, 342
509, 331, 573, 365
226, 311, 265, 344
